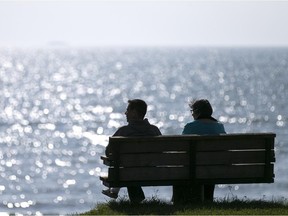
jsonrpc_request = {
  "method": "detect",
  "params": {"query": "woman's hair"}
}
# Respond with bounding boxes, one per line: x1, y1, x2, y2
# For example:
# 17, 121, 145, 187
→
189, 99, 217, 121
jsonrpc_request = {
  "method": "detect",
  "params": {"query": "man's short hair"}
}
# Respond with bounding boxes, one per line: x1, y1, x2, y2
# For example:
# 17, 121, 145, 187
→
127, 99, 147, 119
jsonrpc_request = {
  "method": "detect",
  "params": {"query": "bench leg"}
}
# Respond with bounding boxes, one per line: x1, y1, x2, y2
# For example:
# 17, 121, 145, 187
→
203, 184, 215, 202
200, 185, 204, 202
198, 184, 215, 202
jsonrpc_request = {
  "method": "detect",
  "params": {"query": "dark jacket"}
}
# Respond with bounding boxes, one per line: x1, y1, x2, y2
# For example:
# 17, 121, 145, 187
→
113, 118, 161, 137
106, 118, 161, 155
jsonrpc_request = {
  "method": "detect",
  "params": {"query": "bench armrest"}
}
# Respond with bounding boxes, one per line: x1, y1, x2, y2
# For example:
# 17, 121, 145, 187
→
101, 155, 113, 166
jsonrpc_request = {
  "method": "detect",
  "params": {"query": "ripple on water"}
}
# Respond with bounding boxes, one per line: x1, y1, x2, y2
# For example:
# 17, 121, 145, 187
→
0, 48, 287, 213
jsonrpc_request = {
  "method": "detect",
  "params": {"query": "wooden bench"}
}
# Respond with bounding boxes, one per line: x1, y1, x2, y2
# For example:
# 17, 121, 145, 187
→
100, 133, 276, 200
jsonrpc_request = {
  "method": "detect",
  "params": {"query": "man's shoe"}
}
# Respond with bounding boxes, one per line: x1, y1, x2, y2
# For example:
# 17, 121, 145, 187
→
102, 189, 118, 199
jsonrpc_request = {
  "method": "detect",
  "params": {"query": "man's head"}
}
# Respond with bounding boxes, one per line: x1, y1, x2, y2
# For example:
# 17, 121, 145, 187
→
125, 99, 147, 122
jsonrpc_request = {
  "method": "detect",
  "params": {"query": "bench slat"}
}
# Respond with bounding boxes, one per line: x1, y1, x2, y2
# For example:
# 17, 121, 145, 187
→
196, 164, 274, 179
105, 164, 273, 183
109, 133, 275, 143
119, 152, 189, 167
109, 142, 190, 155
108, 133, 275, 153
196, 150, 275, 165
196, 139, 269, 151
108, 166, 189, 181
100, 176, 193, 187
100, 176, 273, 188
108, 139, 274, 155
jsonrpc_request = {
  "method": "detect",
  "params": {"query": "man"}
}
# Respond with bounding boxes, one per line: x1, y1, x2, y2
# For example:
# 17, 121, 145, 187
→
102, 99, 162, 203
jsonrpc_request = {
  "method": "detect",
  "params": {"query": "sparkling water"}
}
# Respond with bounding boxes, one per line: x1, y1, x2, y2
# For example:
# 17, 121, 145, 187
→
0, 47, 287, 214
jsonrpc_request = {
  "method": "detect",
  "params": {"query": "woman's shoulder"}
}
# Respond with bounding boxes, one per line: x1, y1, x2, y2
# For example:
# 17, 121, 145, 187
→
185, 120, 206, 125
184, 121, 200, 128
184, 120, 224, 129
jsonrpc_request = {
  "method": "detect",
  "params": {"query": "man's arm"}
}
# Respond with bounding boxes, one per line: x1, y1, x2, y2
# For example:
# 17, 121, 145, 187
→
105, 127, 124, 156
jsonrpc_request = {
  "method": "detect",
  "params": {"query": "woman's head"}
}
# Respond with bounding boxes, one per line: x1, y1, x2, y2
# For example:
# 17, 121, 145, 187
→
189, 99, 213, 120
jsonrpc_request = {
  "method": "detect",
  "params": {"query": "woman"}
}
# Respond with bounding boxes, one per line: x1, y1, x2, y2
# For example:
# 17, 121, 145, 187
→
183, 99, 225, 135
173, 99, 226, 203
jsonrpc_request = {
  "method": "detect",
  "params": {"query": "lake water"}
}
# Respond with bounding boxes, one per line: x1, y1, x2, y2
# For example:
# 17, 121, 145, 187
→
0, 47, 287, 214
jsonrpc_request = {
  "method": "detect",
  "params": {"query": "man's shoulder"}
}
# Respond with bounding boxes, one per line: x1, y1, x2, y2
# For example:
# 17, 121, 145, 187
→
148, 124, 162, 135
149, 123, 160, 129
113, 125, 130, 136
117, 125, 129, 130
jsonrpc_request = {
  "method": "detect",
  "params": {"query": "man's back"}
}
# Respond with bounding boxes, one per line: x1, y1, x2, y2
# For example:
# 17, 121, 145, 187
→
113, 119, 161, 137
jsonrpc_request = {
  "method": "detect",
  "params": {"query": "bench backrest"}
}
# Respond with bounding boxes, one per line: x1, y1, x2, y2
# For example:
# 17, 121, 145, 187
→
105, 133, 275, 187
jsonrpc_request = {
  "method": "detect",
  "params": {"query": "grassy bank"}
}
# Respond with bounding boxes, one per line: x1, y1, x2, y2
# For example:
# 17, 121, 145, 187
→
81, 197, 288, 215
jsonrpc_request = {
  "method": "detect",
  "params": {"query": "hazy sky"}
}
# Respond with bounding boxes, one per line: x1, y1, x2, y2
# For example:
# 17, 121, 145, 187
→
1, 0, 288, 47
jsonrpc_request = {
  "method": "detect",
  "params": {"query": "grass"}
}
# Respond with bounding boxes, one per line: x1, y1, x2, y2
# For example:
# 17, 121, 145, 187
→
81, 196, 288, 215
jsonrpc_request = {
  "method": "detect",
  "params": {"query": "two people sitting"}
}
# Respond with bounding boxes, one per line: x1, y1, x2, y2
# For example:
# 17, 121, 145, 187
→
102, 98, 226, 203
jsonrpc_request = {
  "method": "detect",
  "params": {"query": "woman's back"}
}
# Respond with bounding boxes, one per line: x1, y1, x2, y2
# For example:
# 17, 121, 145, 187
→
182, 119, 225, 135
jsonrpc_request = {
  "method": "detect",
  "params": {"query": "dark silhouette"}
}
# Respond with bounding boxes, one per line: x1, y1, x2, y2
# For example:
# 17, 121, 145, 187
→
103, 99, 161, 203
173, 99, 226, 203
